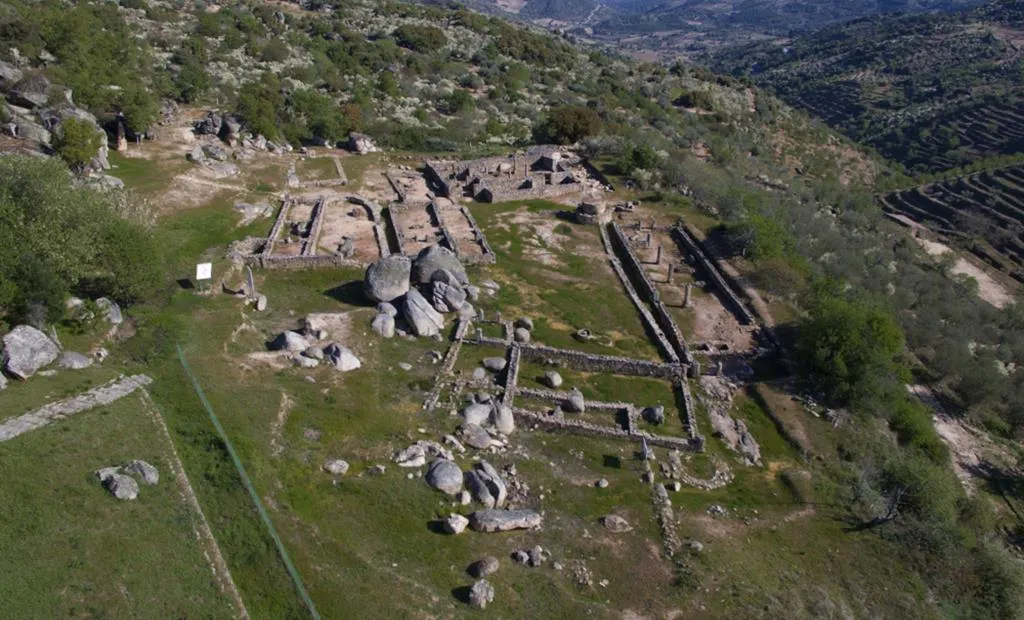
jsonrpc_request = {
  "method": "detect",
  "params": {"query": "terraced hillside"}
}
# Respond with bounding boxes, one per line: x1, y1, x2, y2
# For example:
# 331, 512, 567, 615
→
881, 163, 1024, 279
710, 0, 1024, 174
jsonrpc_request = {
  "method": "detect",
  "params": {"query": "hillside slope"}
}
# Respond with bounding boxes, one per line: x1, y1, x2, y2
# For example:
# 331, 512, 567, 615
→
709, 0, 1024, 174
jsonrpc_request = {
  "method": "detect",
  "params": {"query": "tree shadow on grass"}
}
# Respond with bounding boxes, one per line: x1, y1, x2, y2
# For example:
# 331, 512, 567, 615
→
323, 281, 372, 307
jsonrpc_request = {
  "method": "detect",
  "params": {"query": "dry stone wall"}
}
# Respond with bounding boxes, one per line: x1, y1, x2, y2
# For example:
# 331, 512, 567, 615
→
517, 343, 681, 379
608, 223, 693, 364
263, 198, 292, 256
302, 197, 326, 256
670, 225, 754, 325
427, 201, 460, 256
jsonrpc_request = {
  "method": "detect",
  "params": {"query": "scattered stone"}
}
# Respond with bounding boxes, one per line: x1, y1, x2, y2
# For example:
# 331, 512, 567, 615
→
202, 143, 227, 161
595, 478, 609, 489
471, 367, 488, 381
2, 325, 60, 380
465, 461, 507, 508
513, 327, 531, 344
511, 549, 529, 565
271, 331, 310, 353
402, 288, 445, 337
58, 351, 93, 370
541, 371, 563, 388
102, 473, 139, 501
459, 423, 492, 450
255, 294, 268, 312
707, 504, 727, 517
461, 403, 493, 426
398, 362, 412, 371
468, 509, 542, 532
687, 540, 704, 553
642, 404, 665, 425
376, 302, 398, 317
303, 346, 325, 361
468, 556, 500, 578
122, 460, 159, 485
371, 313, 396, 338
564, 387, 585, 413
324, 343, 361, 372
528, 545, 548, 567
426, 459, 464, 495
482, 357, 507, 372
412, 245, 467, 285
601, 514, 633, 533
347, 132, 379, 155
493, 405, 515, 434
368, 464, 386, 476
514, 317, 534, 331
465, 285, 480, 301
323, 459, 350, 475
393, 441, 454, 468
468, 579, 494, 609
292, 354, 319, 368
480, 280, 500, 291
443, 513, 469, 535
363, 255, 411, 303
0, 374, 6, 391
458, 490, 472, 505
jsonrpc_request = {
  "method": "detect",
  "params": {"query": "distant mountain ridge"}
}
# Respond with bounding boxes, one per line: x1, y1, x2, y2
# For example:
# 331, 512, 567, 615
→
708, 0, 1024, 174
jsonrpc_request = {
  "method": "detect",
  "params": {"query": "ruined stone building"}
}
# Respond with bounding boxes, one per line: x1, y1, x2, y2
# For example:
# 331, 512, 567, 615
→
424, 146, 583, 203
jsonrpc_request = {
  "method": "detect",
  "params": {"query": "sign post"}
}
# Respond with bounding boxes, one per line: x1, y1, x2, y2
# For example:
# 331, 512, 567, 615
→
196, 262, 212, 292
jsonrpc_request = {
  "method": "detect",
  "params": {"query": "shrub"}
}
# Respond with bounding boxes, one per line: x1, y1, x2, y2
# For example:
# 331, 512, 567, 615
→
393, 24, 445, 53
53, 118, 103, 170
534, 105, 601, 145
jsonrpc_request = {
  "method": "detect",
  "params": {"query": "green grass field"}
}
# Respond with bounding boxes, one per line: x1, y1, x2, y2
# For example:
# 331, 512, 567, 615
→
0, 395, 234, 618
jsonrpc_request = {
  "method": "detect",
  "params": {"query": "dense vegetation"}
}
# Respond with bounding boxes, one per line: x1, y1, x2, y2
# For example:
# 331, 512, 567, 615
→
0, 157, 160, 328
709, 0, 1024, 175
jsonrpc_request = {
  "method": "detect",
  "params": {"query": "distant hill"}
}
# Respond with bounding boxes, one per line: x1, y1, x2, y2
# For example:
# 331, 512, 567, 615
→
709, 0, 1024, 174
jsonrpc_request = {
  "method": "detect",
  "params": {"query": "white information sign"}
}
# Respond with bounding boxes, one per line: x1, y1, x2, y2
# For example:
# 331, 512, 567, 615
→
196, 262, 213, 281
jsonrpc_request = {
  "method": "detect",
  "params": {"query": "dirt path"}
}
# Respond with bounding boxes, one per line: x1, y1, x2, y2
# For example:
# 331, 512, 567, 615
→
139, 389, 250, 619
916, 237, 1013, 309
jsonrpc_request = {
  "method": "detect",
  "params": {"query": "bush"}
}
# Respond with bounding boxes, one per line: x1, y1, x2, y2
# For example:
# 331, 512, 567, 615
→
53, 118, 103, 170
534, 105, 601, 145
392, 24, 445, 53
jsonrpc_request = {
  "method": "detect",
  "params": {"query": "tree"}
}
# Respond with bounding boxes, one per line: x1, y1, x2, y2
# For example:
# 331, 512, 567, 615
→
118, 85, 160, 136
53, 118, 102, 170
392, 25, 446, 53
534, 105, 601, 145
796, 294, 905, 405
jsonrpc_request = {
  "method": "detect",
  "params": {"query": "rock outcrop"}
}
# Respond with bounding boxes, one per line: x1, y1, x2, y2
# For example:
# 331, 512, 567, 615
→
412, 245, 467, 285
468, 509, 542, 532
402, 288, 445, 337
363, 255, 411, 303
2, 325, 60, 380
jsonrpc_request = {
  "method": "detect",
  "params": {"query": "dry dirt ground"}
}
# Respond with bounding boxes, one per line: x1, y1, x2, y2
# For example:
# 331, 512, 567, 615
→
916, 236, 1013, 308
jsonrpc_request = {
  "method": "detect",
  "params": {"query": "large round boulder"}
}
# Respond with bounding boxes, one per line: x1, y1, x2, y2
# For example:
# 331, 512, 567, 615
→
363, 255, 411, 303
425, 459, 464, 495
412, 245, 467, 285
2, 325, 60, 380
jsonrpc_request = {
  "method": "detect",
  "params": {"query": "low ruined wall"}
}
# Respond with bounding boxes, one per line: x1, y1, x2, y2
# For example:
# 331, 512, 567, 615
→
427, 201, 460, 257
263, 198, 292, 256
384, 171, 407, 202
480, 177, 581, 203
608, 223, 692, 363
333, 157, 347, 184
384, 206, 407, 256
670, 225, 754, 325
302, 198, 326, 256
459, 205, 496, 261
500, 344, 521, 409
515, 387, 632, 412
606, 254, 680, 364
254, 254, 362, 270
672, 377, 700, 440
513, 407, 700, 452
517, 343, 681, 379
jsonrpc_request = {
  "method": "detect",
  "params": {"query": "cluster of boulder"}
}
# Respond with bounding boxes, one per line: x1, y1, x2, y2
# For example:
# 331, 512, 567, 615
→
94, 459, 159, 501
364, 245, 478, 339
421, 456, 541, 535
0, 323, 104, 390
270, 314, 360, 371
1, 70, 112, 173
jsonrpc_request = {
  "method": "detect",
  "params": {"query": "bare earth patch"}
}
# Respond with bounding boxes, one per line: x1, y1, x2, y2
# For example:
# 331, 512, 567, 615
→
916, 237, 1012, 308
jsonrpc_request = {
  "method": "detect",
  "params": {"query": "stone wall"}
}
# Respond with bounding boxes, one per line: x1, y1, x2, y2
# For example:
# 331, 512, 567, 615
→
302, 197, 326, 256
670, 225, 754, 325
673, 377, 700, 440
459, 205, 497, 263
517, 343, 682, 379
263, 198, 292, 256
427, 200, 460, 256
253, 254, 362, 270
515, 387, 632, 412
512, 407, 700, 452
500, 344, 521, 409
607, 223, 692, 364
384, 206, 408, 256
476, 174, 580, 203
384, 170, 407, 202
